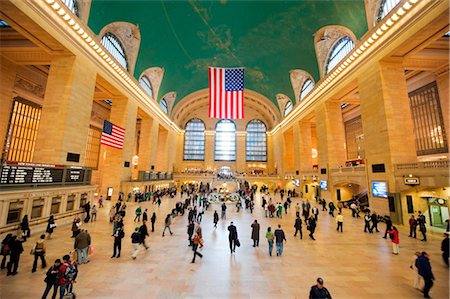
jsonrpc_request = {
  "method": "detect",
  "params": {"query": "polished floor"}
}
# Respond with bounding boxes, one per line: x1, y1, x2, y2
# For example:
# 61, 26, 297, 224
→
0, 193, 448, 299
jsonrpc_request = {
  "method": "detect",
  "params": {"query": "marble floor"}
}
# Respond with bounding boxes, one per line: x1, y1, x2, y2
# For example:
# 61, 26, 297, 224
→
0, 193, 448, 299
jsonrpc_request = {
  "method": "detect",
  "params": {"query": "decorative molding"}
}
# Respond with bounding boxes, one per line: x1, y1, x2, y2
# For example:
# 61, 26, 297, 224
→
14, 75, 45, 99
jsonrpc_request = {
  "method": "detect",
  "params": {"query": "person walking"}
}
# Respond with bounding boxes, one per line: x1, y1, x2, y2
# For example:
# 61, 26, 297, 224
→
46, 215, 56, 239
91, 205, 97, 222
162, 214, 173, 237
98, 195, 104, 208
418, 211, 427, 241
388, 226, 400, 255
131, 227, 141, 259
417, 252, 434, 298
265, 227, 275, 256
221, 203, 227, 220
309, 277, 332, 299
370, 211, 380, 233
294, 216, 303, 239
142, 208, 148, 222
328, 202, 335, 217
187, 220, 195, 247
274, 225, 286, 256
139, 220, 149, 250
191, 231, 203, 263
213, 210, 219, 228
31, 234, 47, 273
251, 220, 260, 247
228, 222, 238, 254
410, 251, 422, 290
307, 215, 317, 240
1, 233, 12, 270
409, 215, 417, 238
364, 212, 372, 233
42, 259, 61, 299
20, 215, 31, 241
71, 217, 81, 238
383, 216, 393, 239
336, 212, 344, 233
74, 229, 91, 264
441, 232, 449, 267
58, 254, 78, 298
6, 235, 23, 276
311, 206, 319, 222
150, 212, 156, 232
134, 206, 142, 222
111, 223, 125, 258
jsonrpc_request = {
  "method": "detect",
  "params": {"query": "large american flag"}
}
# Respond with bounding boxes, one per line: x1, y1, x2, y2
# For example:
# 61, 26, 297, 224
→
100, 120, 125, 149
209, 67, 244, 119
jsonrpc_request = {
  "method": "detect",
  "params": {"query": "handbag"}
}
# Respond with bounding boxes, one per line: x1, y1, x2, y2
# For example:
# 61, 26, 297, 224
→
235, 239, 241, 247
89, 245, 94, 254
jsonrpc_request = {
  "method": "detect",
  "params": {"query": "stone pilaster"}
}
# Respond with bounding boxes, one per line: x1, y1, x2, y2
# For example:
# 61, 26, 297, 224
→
236, 132, 246, 172
0, 56, 17, 158
298, 121, 313, 171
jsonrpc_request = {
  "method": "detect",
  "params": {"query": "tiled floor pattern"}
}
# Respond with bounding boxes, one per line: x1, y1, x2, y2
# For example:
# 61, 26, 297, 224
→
0, 193, 448, 299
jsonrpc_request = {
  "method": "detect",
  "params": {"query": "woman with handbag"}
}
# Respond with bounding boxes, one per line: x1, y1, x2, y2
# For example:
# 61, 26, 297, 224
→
32, 234, 47, 272
20, 215, 31, 241
46, 215, 56, 239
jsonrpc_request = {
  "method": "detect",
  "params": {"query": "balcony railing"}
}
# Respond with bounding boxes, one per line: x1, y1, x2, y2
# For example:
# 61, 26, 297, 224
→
395, 160, 449, 171
330, 165, 366, 174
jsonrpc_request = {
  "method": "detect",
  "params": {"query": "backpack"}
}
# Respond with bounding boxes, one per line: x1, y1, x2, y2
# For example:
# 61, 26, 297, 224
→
63, 262, 78, 281
389, 232, 395, 240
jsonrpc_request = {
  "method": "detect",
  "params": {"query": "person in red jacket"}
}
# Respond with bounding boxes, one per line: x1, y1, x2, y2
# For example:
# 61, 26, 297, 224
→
388, 226, 400, 255
58, 254, 78, 298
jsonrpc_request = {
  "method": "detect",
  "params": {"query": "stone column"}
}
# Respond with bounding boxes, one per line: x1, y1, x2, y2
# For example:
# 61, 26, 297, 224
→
137, 115, 156, 172
0, 56, 17, 158
34, 55, 96, 165
315, 101, 346, 169
298, 120, 313, 171
292, 123, 301, 173
155, 126, 169, 171
98, 97, 138, 196
358, 60, 416, 214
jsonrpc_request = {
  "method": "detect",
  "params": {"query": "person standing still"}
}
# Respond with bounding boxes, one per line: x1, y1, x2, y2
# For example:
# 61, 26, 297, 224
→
371, 211, 380, 233
20, 215, 31, 241
409, 215, 417, 238
274, 225, 287, 256
150, 212, 156, 232
7, 235, 23, 276
388, 226, 400, 255
111, 223, 125, 258
228, 222, 238, 254
46, 215, 56, 239
187, 221, 195, 247
265, 227, 275, 256
294, 216, 303, 239
336, 213, 344, 233
213, 211, 219, 228
418, 211, 427, 241
221, 203, 227, 220
251, 220, 260, 247
383, 216, 393, 239
42, 259, 61, 299
134, 206, 142, 222
74, 229, 91, 264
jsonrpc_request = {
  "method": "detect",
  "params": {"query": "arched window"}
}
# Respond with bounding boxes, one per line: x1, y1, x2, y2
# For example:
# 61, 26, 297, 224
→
160, 99, 168, 114
184, 119, 205, 160
300, 79, 314, 101
246, 120, 267, 161
215, 120, 236, 161
325, 36, 354, 75
284, 101, 293, 116
101, 32, 128, 70
62, 0, 80, 17
376, 0, 401, 23
139, 76, 153, 98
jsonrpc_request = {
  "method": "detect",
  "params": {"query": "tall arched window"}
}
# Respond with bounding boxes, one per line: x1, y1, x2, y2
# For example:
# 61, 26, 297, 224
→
246, 120, 267, 161
215, 120, 236, 161
101, 32, 128, 70
139, 76, 153, 98
299, 79, 314, 101
325, 36, 354, 75
184, 119, 205, 160
284, 101, 293, 116
62, 0, 80, 17
160, 99, 168, 114
376, 0, 401, 23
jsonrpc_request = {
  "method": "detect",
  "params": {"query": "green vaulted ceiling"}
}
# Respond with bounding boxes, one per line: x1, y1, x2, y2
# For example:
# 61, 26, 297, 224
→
88, 0, 368, 108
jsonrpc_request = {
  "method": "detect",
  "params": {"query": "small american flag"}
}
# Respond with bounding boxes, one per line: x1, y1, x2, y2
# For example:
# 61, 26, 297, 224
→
209, 67, 244, 119
100, 120, 125, 149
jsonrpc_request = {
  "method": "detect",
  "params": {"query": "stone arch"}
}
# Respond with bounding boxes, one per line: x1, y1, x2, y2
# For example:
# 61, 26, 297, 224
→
160, 91, 176, 116
99, 22, 141, 74
290, 70, 315, 103
314, 25, 357, 78
139, 67, 165, 101
276, 93, 294, 117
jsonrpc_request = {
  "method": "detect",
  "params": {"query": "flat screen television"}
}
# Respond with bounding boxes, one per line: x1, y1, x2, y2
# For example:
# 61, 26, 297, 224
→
371, 181, 388, 198
320, 180, 328, 190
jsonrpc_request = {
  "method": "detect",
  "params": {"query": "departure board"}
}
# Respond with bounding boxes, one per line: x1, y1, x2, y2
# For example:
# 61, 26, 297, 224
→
0, 162, 64, 184
65, 168, 85, 183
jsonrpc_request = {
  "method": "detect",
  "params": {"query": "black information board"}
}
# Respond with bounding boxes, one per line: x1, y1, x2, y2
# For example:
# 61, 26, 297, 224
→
65, 168, 85, 183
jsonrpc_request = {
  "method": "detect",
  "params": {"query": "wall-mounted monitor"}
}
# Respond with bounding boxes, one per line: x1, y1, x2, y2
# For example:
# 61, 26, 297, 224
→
371, 181, 388, 198
320, 180, 328, 190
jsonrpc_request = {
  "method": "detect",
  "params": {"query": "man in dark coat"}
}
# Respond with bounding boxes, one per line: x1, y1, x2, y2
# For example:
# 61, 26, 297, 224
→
441, 233, 449, 267
309, 277, 332, 299
294, 216, 303, 239
417, 252, 434, 298
251, 220, 260, 247
187, 221, 195, 247
370, 211, 380, 232
139, 220, 149, 250
383, 216, 392, 238
7, 235, 23, 276
307, 215, 317, 240
228, 222, 238, 254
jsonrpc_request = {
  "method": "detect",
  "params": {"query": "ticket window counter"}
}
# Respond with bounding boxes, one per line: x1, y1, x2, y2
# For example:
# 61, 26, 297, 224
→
66, 194, 76, 211
426, 197, 449, 230
50, 197, 62, 215
7, 201, 24, 224
31, 198, 45, 219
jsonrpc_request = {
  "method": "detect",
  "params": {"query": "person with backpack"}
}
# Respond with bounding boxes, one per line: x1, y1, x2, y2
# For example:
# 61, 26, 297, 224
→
42, 258, 61, 299
46, 215, 56, 239
131, 227, 141, 259
111, 223, 125, 258
58, 254, 78, 298
388, 226, 400, 255
1, 233, 12, 270
32, 234, 47, 272
134, 206, 142, 222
